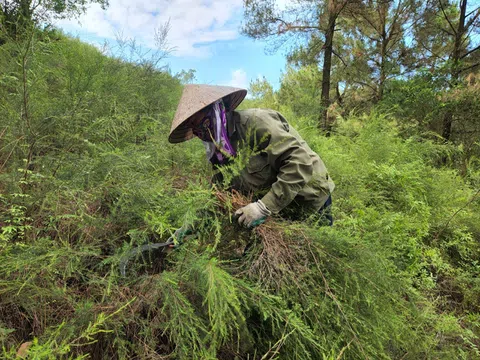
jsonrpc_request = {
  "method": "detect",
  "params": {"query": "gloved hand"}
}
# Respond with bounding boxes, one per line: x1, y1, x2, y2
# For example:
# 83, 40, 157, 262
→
170, 225, 192, 247
235, 200, 271, 228
173, 226, 190, 240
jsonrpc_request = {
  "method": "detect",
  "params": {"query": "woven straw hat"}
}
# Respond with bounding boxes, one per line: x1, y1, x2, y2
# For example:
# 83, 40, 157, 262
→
169, 84, 247, 143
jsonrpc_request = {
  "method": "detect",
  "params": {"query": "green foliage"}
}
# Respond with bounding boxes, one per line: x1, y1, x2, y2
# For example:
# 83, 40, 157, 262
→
379, 72, 480, 173
1, 28, 480, 360
277, 65, 323, 121
0, 0, 108, 42
378, 73, 444, 131
240, 76, 279, 110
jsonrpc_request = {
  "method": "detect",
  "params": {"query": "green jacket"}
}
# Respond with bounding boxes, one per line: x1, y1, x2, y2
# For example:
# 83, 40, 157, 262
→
224, 108, 334, 215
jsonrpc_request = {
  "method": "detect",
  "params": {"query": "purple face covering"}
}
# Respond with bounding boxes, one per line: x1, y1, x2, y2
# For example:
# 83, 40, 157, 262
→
200, 100, 236, 164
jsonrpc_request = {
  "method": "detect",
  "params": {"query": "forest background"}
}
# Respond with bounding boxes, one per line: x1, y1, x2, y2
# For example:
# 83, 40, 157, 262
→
0, 0, 480, 359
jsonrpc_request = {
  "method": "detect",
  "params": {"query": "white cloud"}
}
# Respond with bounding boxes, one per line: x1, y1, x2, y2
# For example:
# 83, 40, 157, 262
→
56, 0, 244, 58
276, 0, 294, 11
227, 69, 249, 89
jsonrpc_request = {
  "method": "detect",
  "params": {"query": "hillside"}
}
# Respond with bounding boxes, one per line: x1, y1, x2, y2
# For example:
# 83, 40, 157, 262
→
1, 30, 480, 359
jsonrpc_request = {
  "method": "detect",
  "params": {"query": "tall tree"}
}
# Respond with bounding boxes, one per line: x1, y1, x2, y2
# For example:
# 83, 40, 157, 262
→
0, 0, 108, 41
415, 0, 480, 141
344, 0, 420, 101
439, 0, 479, 141
242, 0, 354, 129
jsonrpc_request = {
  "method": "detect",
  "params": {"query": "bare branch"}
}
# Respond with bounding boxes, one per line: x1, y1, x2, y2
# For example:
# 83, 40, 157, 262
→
460, 44, 480, 59
285, 25, 322, 32
31, 0, 43, 12
272, 17, 321, 34
466, 6, 480, 18
465, 8, 480, 29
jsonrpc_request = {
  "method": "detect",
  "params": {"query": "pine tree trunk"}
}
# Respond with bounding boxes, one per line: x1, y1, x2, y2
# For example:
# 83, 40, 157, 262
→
319, 0, 337, 131
442, 0, 467, 142
378, 2, 388, 102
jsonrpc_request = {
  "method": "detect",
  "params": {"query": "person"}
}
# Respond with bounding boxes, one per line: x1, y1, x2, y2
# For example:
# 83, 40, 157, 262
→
169, 84, 334, 228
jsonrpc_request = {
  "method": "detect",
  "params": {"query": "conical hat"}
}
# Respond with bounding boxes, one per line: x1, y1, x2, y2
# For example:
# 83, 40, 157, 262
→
169, 84, 247, 143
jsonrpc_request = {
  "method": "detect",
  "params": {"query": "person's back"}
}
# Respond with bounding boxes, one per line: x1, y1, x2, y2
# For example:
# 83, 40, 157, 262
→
226, 108, 334, 217
169, 84, 334, 227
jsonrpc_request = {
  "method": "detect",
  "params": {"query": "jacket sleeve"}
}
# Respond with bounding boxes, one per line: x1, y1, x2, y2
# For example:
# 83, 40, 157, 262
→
248, 110, 314, 214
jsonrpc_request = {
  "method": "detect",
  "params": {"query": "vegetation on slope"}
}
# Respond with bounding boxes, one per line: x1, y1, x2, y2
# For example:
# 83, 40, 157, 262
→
0, 28, 479, 359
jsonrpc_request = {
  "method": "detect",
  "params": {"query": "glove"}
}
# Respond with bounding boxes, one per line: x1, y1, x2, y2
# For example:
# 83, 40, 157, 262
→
169, 225, 192, 248
235, 200, 271, 228
173, 226, 191, 240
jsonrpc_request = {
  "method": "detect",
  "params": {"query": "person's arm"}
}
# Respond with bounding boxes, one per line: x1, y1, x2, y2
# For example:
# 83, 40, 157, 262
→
252, 111, 313, 214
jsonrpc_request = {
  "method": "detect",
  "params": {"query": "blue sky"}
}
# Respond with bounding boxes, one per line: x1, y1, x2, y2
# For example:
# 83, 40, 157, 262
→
56, 0, 289, 90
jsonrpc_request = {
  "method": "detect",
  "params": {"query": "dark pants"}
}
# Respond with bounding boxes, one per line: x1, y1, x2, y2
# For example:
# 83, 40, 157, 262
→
318, 195, 333, 226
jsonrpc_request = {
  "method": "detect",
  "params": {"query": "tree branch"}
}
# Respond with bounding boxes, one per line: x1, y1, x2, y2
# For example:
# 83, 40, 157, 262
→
336, 0, 351, 17
417, 39, 448, 62
31, 0, 43, 13
287, 25, 322, 31
433, 188, 480, 242
438, 0, 457, 36
457, 61, 480, 74
461, 16, 480, 47
354, 80, 378, 93
332, 48, 347, 66
465, 6, 480, 18
386, 34, 403, 53
438, 26, 454, 37
460, 44, 480, 59
386, 0, 404, 41
304, 38, 325, 60
367, 34, 379, 43
272, 17, 320, 34
357, 11, 381, 35
465, 8, 480, 29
